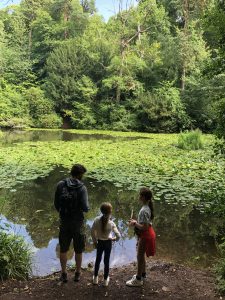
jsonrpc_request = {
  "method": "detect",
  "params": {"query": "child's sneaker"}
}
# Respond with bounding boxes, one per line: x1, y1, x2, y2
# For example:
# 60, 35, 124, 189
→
93, 276, 99, 285
126, 275, 143, 287
103, 277, 110, 287
142, 273, 147, 280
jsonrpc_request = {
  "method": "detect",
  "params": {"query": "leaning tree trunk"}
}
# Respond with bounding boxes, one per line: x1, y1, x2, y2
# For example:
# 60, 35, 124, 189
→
116, 42, 126, 103
181, 0, 189, 91
28, 28, 32, 58
181, 65, 186, 91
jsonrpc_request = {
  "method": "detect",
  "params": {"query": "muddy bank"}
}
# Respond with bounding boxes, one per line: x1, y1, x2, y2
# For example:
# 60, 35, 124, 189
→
0, 260, 219, 300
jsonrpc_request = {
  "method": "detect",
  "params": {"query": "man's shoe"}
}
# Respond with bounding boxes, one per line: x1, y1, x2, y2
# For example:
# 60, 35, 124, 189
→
103, 277, 110, 287
74, 272, 81, 282
126, 275, 143, 287
60, 272, 68, 283
93, 275, 99, 285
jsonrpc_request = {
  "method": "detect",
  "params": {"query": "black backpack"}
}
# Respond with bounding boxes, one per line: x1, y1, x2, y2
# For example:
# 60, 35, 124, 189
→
59, 180, 80, 218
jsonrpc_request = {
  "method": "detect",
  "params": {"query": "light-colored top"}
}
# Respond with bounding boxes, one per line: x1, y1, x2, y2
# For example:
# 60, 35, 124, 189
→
91, 216, 121, 244
138, 205, 152, 225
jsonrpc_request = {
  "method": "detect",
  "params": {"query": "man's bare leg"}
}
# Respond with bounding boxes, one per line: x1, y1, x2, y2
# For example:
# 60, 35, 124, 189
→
60, 252, 67, 274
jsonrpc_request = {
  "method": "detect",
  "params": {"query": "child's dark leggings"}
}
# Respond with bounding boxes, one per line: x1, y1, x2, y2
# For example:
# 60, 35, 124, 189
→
94, 240, 112, 279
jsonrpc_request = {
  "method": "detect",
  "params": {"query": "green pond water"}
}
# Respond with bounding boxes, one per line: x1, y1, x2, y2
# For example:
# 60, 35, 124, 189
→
0, 131, 219, 276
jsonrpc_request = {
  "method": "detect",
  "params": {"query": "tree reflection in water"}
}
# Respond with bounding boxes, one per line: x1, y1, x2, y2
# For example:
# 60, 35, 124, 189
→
0, 167, 219, 276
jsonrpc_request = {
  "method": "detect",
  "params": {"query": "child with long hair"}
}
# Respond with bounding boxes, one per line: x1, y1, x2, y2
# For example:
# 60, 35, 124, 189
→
126, 187, 156, 287
91, 202, 121, 286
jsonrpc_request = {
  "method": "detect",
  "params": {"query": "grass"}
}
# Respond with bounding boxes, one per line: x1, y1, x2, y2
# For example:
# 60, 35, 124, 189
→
0, 231, 32, 280
178, 129, 203, 150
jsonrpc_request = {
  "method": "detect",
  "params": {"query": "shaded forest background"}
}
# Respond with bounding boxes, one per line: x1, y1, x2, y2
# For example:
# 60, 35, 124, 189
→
0, 0, 225, 133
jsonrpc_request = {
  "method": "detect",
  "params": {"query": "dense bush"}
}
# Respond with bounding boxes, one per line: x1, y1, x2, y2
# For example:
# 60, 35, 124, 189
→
215, 242, 225, 295
136, 84, 191, 133
95, 102, 136, 131
0, 81, 31, 128
215, 96, 225, 140
70, 102, 96, 129
178, 130, 203, 150
0, 231, 31, 280
36, 113, 63, 128
25, 87, 62, 128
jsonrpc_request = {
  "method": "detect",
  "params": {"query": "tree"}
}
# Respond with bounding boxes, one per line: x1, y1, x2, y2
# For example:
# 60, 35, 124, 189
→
20, 0, 49, 54
0, 6, 34, 86
80, 0, 96, 14
104, 0, 168, 102
135, 82, 191, 132
50, 0, 87, 40
45, 39, 98, 110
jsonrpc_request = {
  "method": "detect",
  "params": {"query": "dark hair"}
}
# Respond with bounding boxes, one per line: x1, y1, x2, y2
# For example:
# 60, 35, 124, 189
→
100, 202, 112, 233
70, 164, 87, 178
139, 187, 154, 220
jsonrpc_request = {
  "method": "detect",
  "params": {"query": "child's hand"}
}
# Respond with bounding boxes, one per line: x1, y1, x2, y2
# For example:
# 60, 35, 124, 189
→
109, 237, 116, 241
129, 219, 137, 227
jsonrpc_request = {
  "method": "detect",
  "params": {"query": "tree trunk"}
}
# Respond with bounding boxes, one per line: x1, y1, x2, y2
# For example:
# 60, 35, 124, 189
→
181, 0, 189, 91
181, 66, 186, 91
138, 24, 141, 42
63, 1, 70, 39
116, 42, 126, 103
28, 28, 32, 58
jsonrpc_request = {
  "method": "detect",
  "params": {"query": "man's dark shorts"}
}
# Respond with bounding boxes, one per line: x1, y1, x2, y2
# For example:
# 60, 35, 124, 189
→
59, 220, 86, 254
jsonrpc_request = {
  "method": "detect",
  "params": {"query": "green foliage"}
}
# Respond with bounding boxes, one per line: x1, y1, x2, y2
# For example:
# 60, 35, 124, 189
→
216, 98, 225, 140
25, 87, 55, 118
0, 231, 31, 280
212, 98, 225, 157
213, 138, 225, 158
0, 0, 225, 135
70, 102, 96, 129
0, 81, 31, 128
215, 242, 225, 295
0, 82, 63, 129
36, 114, 62, 129
24, 87, 62, 128
178, 130, 203, 150
0, 130, 223, 211
136, 83, 191, 132
96, 102, 136, 131
45, 40, 94, 110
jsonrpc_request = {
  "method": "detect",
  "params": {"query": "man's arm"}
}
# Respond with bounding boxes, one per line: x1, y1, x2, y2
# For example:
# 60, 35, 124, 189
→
79, 185, 89, 213
54, 181, 64, 212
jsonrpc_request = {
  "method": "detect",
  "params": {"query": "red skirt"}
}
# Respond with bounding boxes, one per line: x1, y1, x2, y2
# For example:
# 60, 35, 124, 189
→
140, 226, 156, 257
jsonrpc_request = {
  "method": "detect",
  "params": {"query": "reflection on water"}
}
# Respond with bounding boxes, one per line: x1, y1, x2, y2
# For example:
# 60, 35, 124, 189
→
0, 130, 149, 145
0, 167, 218, 276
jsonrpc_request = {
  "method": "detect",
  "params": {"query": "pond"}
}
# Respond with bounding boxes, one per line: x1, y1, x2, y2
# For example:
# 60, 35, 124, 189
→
0, 129, 149, 145
0, 130, 220, 276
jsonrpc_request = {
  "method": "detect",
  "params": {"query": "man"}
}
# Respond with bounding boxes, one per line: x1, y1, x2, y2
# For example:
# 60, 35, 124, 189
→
54, 164, 89, 283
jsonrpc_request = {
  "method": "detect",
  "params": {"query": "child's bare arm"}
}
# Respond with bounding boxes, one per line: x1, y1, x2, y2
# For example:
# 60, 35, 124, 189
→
91, 221, 98, 247
112, 223, 121, 241
129, 219, 148, 231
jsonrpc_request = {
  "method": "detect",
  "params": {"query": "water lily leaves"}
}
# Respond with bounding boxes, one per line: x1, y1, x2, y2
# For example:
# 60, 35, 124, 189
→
0, 130, 224, 213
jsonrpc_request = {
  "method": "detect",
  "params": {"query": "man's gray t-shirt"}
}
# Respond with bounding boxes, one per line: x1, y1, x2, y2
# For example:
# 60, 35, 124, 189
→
138, 205, 152, 225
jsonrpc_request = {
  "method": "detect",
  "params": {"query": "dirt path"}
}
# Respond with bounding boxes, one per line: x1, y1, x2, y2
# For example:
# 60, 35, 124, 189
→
0, 261, 220, 300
